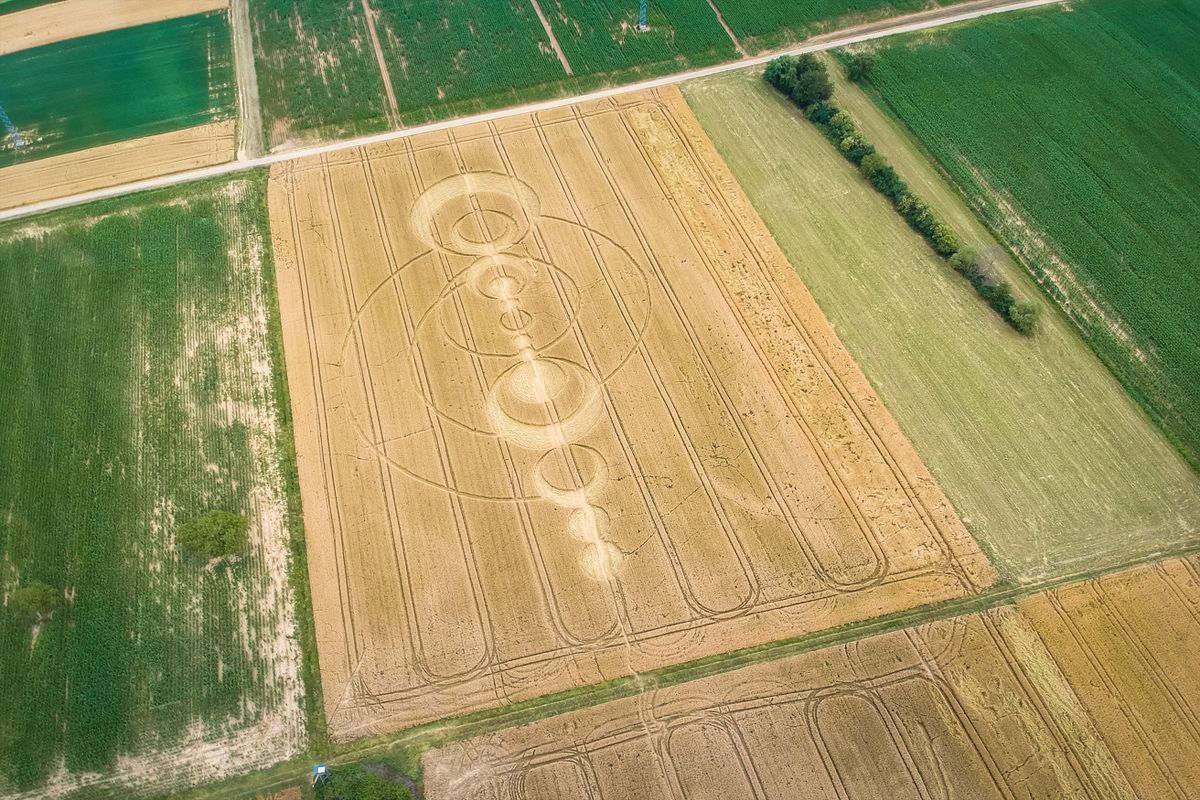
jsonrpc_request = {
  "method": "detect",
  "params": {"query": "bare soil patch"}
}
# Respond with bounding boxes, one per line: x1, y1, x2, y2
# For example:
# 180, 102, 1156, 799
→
268, 86, 992, 740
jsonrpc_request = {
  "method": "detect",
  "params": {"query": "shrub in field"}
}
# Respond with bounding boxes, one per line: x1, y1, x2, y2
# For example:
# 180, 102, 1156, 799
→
790, 65, 834, 107
829, 110, 856, 138
765, 54, 833, 108
805, 101, 837, 124
858, 152, 888, 178
840, 134, 875, 163
8, 582, 62, 623
177, 510, 249, 558
315, 766, 413, 800
1009, 300, 1041, 335
847, 52, 876, 82
931, 222, 960, 256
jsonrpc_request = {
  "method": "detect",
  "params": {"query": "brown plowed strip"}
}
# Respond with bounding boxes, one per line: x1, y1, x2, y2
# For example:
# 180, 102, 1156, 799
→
0, 121, 235, 211
428, 557, 1200, 798
268, 87, 993, 740
0, 0, 227, 56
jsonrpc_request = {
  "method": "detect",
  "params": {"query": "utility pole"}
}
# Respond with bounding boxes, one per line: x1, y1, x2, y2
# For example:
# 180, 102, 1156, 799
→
639, 0, 649, 31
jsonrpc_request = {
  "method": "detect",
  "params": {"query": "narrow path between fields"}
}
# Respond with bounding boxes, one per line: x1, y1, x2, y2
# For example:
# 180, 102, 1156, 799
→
706, 0, 748, 57
362, 0, 400, 123
0, 0, 1063, 223
230, 0, 264, 159
529, 0, 573, 75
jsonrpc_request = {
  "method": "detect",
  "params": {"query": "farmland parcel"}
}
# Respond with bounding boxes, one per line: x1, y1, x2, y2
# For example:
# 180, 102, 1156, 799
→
269, 86, 993, 740
0, 12, 234, 168
682, 67, 1200, 583
251, 0, 739, 149
860, 0, 1200, 469
0, 0, 227, 56
0, 122, 235, 212
0, 178, 303, 796
714, 0, 950, 53
425, 555, 1200, 799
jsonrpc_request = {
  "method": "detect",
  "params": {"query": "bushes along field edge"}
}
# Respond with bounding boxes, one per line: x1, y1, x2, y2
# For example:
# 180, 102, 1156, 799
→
764, 54, 1040, 335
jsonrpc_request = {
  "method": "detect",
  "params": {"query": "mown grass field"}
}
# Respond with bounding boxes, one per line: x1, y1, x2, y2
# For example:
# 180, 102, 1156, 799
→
715, 0, 949, 52
0, 177, 304, 796
252, 0, 741, 148
0, 12, 234, 167
682, 66, 1200, 583
860, 0, 1200, 470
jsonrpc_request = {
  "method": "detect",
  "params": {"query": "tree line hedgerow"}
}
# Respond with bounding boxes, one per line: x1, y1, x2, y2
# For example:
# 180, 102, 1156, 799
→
764, 54, 1039, 335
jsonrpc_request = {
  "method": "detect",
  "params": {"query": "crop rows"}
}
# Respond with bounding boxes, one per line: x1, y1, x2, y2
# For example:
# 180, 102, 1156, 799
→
374, 0, 568, 125
714, 0, 949, 53
251, 0, 740, 147
545, 0, 736, 75
0, 12, 234, 168
863, 0, 1200, 469
0, 177, 302, 793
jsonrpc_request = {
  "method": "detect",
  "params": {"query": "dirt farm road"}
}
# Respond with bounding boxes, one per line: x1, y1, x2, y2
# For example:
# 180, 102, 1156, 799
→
0, 0, 1061, 224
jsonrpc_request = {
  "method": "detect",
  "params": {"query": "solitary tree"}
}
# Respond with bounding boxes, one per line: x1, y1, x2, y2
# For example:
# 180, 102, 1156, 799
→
8, 582, 62, 623
177, 510, 249, 558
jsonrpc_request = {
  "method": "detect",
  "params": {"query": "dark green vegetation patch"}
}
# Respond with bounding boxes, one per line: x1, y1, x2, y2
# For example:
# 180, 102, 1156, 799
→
862, 0, 1200, 469
0, 177, 301, 793
0, 12, 234, 167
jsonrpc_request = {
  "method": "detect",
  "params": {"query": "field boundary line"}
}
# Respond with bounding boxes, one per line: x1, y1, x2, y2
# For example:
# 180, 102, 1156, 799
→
230, 0, 264, 159
0, 0, 1062, 224
360, 0, 400, 123
529, 0, 573, 75
706, 0, 747, 57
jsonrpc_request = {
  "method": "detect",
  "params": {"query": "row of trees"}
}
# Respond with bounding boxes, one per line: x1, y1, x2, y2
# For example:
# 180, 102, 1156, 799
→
764, 54, 1040, 335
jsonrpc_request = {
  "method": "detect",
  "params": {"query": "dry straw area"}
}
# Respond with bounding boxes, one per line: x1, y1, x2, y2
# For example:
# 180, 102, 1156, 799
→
426, 556, 1200, 799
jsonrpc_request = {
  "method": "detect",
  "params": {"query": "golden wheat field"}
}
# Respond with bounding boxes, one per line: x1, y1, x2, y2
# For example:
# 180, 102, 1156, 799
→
425, 556, 1200, 800
268, 86, 994, 739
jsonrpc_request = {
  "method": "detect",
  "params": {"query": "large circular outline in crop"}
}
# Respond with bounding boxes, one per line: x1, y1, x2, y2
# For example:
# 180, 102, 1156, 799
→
338, 217, 652, 502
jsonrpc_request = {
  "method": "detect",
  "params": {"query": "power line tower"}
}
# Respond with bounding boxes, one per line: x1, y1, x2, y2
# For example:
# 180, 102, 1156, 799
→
639, 0, 649, 31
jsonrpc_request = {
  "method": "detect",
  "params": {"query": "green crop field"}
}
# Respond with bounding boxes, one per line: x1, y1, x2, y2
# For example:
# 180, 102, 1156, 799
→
252, 0, 741, 148
545, 0, 736, 75
0, 177, 304, 796
714, 0, 948, 53
859, 0, 1200, 470
0, 12, 234, 168
373, 0, 568, 124
683, 66, 1200, 584
251, 0, 391, 147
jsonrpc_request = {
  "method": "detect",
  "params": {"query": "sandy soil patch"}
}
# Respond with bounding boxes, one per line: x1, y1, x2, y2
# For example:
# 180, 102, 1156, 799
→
0, 0, 227, 57
0, 121, 234, 211
268, 86, 993, 740
426, 602, 1138, 799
